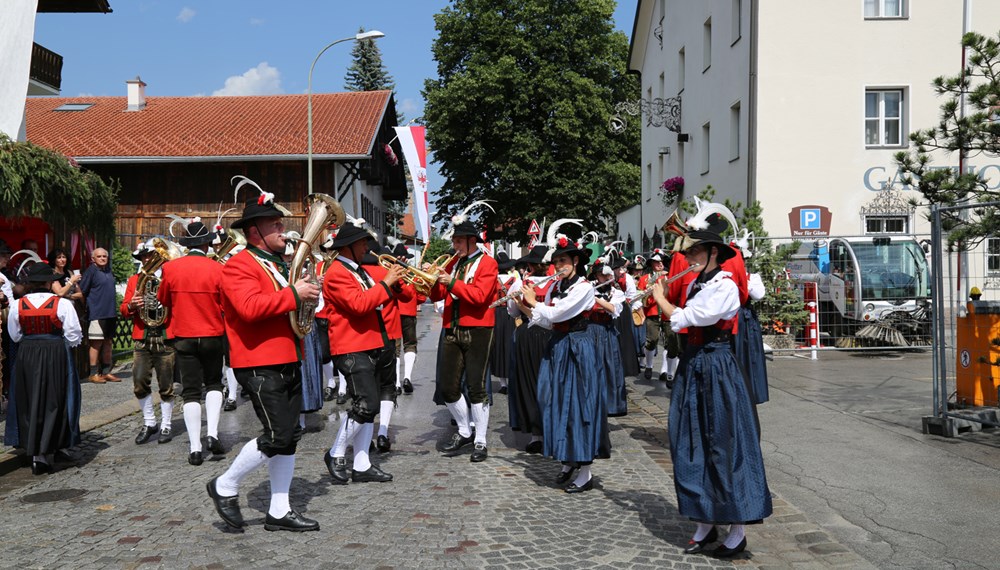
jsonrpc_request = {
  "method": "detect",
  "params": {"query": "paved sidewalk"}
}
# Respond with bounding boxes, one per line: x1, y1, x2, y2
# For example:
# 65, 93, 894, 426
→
0, 313, 870, 569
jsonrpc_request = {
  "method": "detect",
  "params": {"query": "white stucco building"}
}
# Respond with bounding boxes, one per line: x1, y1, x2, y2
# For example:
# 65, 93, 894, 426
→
619, 0, 1000, 262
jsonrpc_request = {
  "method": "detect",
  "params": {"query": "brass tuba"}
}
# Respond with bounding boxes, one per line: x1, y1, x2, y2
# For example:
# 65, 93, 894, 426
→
661, 209, 688, 237
136, 238, 183, 327
288, 193, 346, 338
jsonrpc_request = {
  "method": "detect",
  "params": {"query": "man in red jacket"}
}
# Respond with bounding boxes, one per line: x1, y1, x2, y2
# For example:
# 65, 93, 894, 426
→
205, 193, 321, 533
430, 220, 499, 462
121, 240, 176, 445
393, 243, 425, 395
321, 221, 405, 484
364, 246, 404, 453
157, 219, 225, 466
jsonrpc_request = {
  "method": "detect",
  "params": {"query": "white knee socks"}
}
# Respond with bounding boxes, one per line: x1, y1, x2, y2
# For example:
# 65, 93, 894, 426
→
395, 357, 402, 389
266, 454, 295, 518
403, 352, 416, 380
183, 402, 202, 452
332, 416, 356, 457
667, 356, 679, 377
205, 390, 223, 439
323, 362, 336, 389
723, 524, 746, 548
160, 400, 173, 430
644, 348, 656, 369
139, 395, 156, 426
224, 366, 238, 399
692, 522, 714, 541
470, 403, 489, 446
352, 422, 374, 472
378, 400, 394, 438
572, 465, 592, 487
446, 395, 472, 438
216, 438, 267, 496
337, 372, 347, 396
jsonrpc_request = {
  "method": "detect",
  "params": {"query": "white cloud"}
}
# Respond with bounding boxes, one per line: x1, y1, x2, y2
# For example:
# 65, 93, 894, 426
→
212, 62, 283, 96
177, 7, 195, 23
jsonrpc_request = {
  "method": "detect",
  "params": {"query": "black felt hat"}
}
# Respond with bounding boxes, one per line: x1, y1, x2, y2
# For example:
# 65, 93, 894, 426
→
331, 222, 374, 249
391, 243, 410, 260
516, 245, 549, 266
451, 221, 483, 241
495, 250, 516, 272
231, 198, 285, 230
680, 213, 736, 262
24, 262, 57, 283
179, 220, 216, 248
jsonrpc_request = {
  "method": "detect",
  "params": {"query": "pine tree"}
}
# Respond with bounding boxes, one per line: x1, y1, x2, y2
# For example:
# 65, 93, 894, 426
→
344, 27, 395, 92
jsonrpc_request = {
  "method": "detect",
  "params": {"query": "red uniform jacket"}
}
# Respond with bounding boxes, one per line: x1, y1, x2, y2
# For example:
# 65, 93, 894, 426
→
429, 251, 498, 328
315, 259, 335, 320
157, 252, 224, 339
120, 273, 156, 340
636, 272, 666, 318
323, 257, 393, 356
364, 262, 402, 340
395, 282, 426, 318
721, 250, 750, 306
221, 247, 301, 367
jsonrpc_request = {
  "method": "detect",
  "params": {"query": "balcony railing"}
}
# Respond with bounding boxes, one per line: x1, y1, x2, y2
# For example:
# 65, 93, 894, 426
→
30, 42, 63, 91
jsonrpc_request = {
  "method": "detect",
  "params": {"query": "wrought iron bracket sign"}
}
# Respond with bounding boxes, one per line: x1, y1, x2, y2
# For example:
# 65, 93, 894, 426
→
859, 184, 917, 217
608, 95, 682, 135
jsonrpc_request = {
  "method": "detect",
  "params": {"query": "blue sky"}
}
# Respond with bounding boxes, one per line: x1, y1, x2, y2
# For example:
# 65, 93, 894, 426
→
33, 1, 636, 215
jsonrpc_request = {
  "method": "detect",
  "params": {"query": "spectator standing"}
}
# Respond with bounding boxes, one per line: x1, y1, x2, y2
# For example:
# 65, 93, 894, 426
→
80, 247, 119, 383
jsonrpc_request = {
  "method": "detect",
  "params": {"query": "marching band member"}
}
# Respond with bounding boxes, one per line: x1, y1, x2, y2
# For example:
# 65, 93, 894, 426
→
322, 219, 405, 484
5, 263, 82, 474
282, 231, 324, 428
609, 250, 640, 378
363, 245, 404, 453
158, 218, 226, 466
430, 203, 499, 462
506, 245, 554, 452
315, 235, 339, 403
121, 240, 176, 445
650, 205, 771, 557
728, 232, 769, 405
393, 243, 424, 395
638, 250, 681, 384
490, 250, 519, 396
518, 226, 607, 493
587, 258, 628, 417
628, 255, 647, 364
207, 182, 321, 532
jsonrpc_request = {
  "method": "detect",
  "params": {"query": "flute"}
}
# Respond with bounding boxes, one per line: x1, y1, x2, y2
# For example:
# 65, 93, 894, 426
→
490, 268, 570, 308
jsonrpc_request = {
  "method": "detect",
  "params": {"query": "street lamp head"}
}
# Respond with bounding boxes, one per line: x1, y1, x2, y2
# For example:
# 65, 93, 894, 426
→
356, 30, 385, 40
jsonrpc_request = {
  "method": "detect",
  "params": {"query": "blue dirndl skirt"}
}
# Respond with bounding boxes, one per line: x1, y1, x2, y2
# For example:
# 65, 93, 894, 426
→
587, 321, 627, 417
537, 329, 609, 463
300, 327, 324, 413
735, 304, 769, 404
669, 341, 772, 524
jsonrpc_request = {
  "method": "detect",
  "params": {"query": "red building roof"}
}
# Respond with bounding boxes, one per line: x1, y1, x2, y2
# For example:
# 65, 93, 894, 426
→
25, 90, 391, 160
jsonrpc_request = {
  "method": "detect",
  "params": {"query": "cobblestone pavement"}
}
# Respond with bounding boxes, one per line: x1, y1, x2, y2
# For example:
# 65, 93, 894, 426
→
0, 313, 868, 569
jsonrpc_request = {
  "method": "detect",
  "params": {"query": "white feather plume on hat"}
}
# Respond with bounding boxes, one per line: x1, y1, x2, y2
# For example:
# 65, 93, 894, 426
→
732, 228, 754, 258
231, 175, 292, 216
166, 214, 188, 238
685, 196, 739, 233
443, 200, 495, 240
542, 218, 583, 262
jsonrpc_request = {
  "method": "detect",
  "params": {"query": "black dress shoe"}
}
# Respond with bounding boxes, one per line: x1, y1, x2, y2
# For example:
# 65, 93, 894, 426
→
322, 387, 335, 402
206, 477, 245, 529
135, 425, 159, 445
31, 461, 53, 476
498, 385, 508, 395
324, 451, 350, 485
658, 372, 669, 383
440, 432, 474, 456
470, 444, 488, 462
682, 526, 719, 554
188, 451, 204, 466
555, 468, 576, 484
157, 427, 173, 444
402, 378, 413, 394
565, 478, 593, 494
351, 465, 393, 483
396, 386, 403, 396
264, 509, 319, 532
223, 399, 237, 412
525, 440, 543, 454
336, 393, 347, 405
376, 435, 391, 453
206, 436, 225, 455
644, 367, 652, 380
712, 537, 747, 558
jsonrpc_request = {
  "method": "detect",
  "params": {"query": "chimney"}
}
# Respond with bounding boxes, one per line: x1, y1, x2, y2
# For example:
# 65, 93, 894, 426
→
126, 76, 147, 111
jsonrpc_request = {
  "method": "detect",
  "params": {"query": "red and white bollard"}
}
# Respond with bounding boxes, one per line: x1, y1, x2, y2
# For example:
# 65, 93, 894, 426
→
802, 282, 819, 360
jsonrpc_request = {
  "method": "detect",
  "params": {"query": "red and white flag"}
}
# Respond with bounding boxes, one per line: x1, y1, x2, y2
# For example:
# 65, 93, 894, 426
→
394, 126, 431, 243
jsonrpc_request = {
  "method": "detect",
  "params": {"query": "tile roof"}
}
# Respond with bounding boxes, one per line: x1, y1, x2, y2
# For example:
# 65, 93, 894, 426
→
25, 90, 391, 160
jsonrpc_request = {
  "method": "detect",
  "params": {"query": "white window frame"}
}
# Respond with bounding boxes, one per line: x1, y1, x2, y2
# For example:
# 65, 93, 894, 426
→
703, 18, 712, 73
863, 215, 909, 235
730, 101, 741, 161
988, 238, 1000, 276
864, 0, 907, 19
865, 88, 906, 148
678, 47, 686, 93
701, 122, 711, 174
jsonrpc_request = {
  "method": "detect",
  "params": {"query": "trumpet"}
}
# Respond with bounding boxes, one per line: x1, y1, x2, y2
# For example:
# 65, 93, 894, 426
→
629, 264, 701, 325
378, 254, 445, 296
490, 268, 569, 308
209, 228, 246, 264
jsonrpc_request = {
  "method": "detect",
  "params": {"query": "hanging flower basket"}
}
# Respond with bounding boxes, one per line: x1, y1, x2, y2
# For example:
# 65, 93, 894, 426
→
659, 176, 684, 206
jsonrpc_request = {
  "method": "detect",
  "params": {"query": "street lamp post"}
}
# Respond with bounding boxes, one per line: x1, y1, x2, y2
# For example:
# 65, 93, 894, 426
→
307, 29, 385, 195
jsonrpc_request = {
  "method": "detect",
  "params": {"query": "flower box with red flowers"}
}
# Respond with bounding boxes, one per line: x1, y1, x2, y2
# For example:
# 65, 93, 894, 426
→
659, 176, 684, 205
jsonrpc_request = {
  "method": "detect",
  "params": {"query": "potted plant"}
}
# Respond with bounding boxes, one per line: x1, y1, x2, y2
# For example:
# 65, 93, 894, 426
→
659, 176, 684, 207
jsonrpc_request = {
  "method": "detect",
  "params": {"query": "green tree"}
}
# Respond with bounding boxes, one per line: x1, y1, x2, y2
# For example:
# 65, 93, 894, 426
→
895, 31, 1000, 247
423, 0, 640, 234
344, 26, 405, 124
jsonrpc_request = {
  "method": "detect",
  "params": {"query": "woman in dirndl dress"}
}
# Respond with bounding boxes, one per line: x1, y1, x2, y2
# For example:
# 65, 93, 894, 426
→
518, 234, 607, 493
610, 254, 640, 378
490, 251, 519, 395
729, 240, 769, 405
587, 258, 627, 417
5, 263, 83, 475
651, 209, 772, 558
